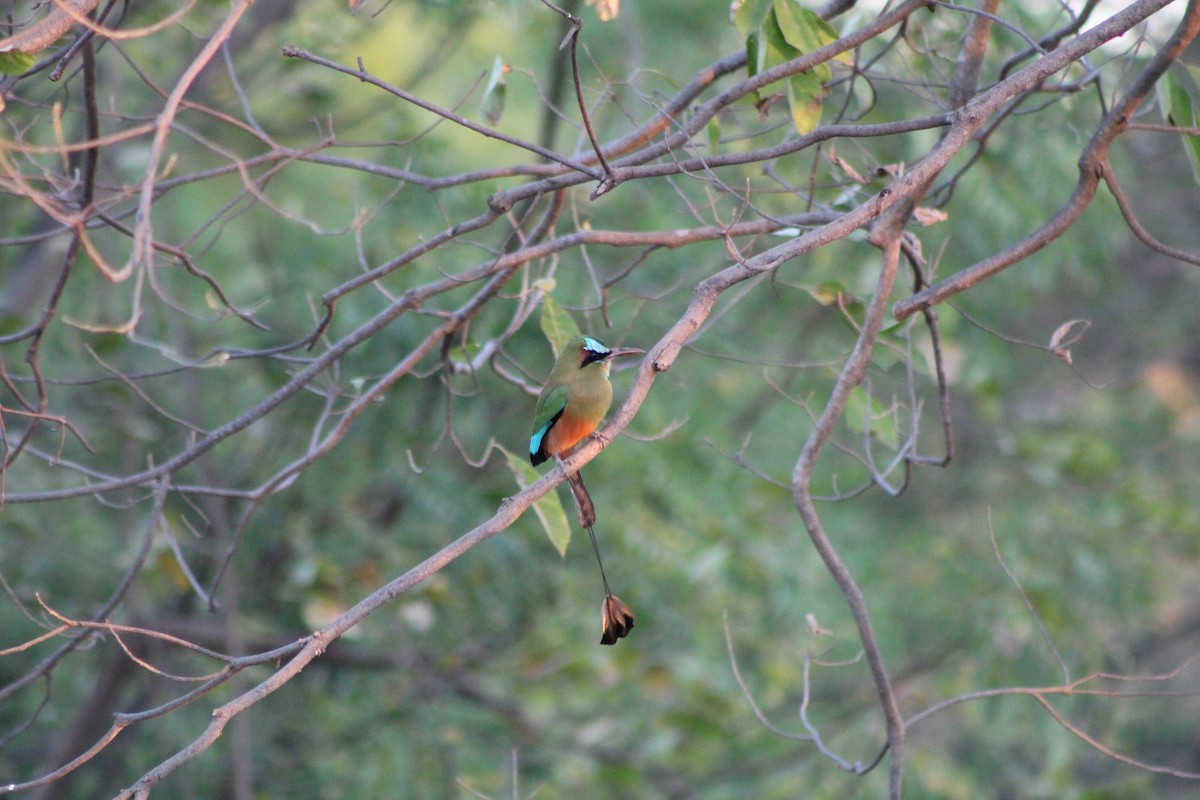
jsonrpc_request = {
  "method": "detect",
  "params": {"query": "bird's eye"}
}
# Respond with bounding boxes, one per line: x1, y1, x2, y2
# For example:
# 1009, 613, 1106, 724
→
580, 347, 608, 367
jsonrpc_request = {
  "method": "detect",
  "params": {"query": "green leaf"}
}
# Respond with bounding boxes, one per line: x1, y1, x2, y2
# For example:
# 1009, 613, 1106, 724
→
731, 0, 773, 37
748, 29, 768, 80
447, 340, 480, 365
762, 9, 799, 65
765, 1, 838, 135
0, 48, 34, 76
479, 56, 507, 126
760, 9, 826, 135
843, 386, 899, 451
539, 294, 581, 358
1158, 68, 1200, 187
744, 29, 766, 106
501, 445, 572, 557
772, 0, 847, 64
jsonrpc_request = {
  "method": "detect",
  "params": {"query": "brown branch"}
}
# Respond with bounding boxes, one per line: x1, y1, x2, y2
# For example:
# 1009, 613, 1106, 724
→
0, 0, 100, 57
945, 0, 1003, 110
894, 0, 1200, 320
112, 462, 587, 796
488, 0, 936, 212
534, 0, 618, 196
901, 238, 954, 466
792, 239, 905, 796
128, 0, 254, 276
0, 720, 130, 795
281, 47, 603, 181
1033, 694, 1200, 779
101, 52, 968, 788
0, 0, 1194, 795
1101, 159, 1200, 267
0, 475, 164, 784
45, 0, 194, 43
36, 600, 233, 671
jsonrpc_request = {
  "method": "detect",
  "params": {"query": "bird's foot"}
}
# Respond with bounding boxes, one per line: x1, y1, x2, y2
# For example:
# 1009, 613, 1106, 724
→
587, 430, 611, 449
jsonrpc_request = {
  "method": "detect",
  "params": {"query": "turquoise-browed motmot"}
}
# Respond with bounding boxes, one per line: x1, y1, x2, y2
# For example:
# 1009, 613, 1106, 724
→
529, 335, 643, 467
529, 335, 642, 645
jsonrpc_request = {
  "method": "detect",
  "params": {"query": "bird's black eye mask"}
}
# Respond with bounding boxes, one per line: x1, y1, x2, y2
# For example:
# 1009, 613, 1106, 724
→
580, 350, 608, 368
579, 337, 610, 368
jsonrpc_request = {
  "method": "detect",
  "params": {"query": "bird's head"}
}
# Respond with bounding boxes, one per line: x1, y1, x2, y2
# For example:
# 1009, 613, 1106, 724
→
570, 336, 643, 373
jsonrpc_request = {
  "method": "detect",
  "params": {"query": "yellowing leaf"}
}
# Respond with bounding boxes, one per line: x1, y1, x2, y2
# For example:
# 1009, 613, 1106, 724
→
787, 70, 825, 135
760, 4, 833, 135
153, 549, 193, 593
802, 280, 844, 306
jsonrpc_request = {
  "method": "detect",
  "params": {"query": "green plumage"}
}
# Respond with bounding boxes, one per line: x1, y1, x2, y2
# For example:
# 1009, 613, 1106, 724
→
530, 336, 616, 466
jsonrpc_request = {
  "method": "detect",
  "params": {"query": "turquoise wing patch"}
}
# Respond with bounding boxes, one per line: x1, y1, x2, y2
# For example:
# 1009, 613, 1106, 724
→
530, 383, 569, 465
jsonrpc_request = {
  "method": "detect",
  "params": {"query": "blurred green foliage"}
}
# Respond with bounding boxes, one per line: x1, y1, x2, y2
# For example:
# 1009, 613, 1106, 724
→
1, 0, 1199, 798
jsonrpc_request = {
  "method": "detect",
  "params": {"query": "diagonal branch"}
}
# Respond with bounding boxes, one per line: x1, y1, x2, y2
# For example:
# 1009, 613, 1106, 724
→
893, 0, 1200, 320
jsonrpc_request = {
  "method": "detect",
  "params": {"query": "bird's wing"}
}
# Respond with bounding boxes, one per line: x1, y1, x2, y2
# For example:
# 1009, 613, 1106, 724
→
530, 383, 569, 465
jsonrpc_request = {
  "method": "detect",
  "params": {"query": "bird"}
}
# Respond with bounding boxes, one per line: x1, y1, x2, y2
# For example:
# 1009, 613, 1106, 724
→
529, 335, 642, 645
529, 335, 643, 468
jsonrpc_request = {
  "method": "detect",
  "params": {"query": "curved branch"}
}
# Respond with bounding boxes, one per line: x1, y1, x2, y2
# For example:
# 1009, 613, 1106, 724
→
1101, 159, 1200, 267
792, 239, 904, 795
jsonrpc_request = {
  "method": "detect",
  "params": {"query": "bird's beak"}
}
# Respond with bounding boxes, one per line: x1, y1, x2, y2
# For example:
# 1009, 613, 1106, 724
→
604, 347, 644, 361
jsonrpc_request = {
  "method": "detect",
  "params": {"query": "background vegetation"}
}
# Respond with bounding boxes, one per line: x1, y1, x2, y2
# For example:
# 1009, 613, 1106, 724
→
1, 0, 1199, 797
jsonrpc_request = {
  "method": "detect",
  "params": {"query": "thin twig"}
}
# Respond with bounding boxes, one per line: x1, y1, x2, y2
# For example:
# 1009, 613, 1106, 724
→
986, 509, 1071, 685
282, 47, 603, 181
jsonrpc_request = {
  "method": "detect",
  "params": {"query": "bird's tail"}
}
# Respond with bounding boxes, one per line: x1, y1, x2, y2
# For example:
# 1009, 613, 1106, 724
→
566, 468, 635, 645
566, 469, 596, 528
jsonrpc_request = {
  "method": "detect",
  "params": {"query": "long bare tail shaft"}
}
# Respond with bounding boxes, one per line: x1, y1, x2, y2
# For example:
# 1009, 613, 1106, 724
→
564, 467, 634, 645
